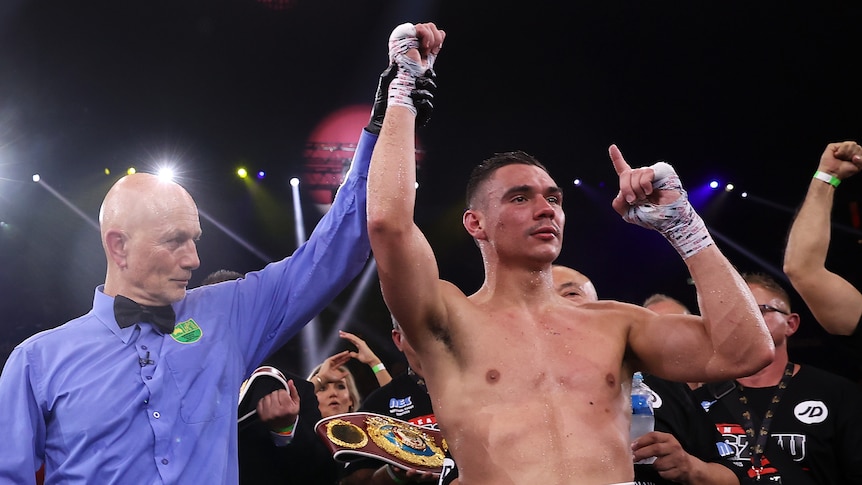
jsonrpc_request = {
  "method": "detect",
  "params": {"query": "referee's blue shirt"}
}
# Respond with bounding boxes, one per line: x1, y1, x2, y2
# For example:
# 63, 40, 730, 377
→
0, 130, 376, 485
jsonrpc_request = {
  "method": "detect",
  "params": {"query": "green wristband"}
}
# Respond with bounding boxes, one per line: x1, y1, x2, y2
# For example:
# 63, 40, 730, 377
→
813, 170, 841, 187
385, 464, 407, 484
371, 362, 386, 374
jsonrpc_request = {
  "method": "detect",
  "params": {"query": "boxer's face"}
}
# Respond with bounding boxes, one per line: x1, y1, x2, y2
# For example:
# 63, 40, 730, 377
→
473, 164, 564, 263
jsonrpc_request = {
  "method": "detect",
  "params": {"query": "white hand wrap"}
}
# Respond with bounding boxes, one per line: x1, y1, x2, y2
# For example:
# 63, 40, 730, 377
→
387, 23, 434, 116
623, 162, 714, 259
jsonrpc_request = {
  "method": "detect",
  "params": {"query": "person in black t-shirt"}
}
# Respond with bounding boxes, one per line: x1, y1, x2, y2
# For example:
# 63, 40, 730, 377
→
238, 364, 340, 485
695, 272, 862, 484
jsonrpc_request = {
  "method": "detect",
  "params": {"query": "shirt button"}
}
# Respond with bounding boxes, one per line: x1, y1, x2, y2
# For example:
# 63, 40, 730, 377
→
143, 399, 149, 404
153, 411, 161, 419
161, 459, 169, 465
146, 376, 152, 380
142, 345, 148, 350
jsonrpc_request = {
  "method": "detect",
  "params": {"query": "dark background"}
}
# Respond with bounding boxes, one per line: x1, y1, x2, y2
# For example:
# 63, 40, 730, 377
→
1, 0, 861, 391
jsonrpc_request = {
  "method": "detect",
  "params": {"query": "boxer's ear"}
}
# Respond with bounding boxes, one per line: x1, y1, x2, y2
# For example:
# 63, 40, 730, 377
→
463, 209, 487, 242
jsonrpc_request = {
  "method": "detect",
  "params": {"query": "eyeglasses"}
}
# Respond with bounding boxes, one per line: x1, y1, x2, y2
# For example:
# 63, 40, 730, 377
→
758, 304, 789, 315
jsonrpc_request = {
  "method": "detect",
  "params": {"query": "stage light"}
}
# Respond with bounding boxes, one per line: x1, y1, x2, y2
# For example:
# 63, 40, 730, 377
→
741, 192, 748, 198
257, 171, 266, 180
157, 167, 175, 182
709, 180, 719, 189
237, 168, 248, 179
32, 174, 40, 183
126, 167, 136, 175
725, 183, 734, 192
289, 177, 300, 187
573, 178, 582, 186
104, 168, 111, 175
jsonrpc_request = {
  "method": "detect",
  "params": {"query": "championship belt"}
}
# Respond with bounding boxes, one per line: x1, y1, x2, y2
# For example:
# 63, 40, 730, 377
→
237, 366, 288, 428
315, 412, 447, 474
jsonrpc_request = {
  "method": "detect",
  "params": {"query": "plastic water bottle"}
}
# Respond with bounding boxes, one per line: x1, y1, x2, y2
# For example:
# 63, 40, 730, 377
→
630, 371, 656, 464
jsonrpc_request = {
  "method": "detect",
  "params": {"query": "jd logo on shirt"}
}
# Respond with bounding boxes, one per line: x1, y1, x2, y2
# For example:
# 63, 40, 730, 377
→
793, 400, 828, 424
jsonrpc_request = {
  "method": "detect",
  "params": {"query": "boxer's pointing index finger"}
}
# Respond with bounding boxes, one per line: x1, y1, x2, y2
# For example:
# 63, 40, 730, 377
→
609, 144, 631, 175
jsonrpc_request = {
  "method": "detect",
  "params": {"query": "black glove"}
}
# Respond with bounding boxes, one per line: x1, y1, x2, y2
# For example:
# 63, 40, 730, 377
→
365, 63, 398, 135
365, 66, 438, 135
413, 68, 437, 128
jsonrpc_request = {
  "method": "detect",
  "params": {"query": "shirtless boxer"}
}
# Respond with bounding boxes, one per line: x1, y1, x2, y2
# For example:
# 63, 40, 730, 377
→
367, 22, 774, 485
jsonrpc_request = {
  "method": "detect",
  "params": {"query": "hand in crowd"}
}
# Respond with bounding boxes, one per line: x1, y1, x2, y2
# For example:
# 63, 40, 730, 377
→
382, 463, 440, 484
817, 141, 862, 181
256, 379, 300, 430
316, 350, 353, 386
339, 330, 381, 367
632, 431, 706, 484
315, 330, 391, 391
339, 330, 392, 386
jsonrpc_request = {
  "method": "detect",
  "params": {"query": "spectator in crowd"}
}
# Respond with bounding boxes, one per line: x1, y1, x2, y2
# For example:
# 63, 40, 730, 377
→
783, 140, 862, 347
694, 272, 862, 483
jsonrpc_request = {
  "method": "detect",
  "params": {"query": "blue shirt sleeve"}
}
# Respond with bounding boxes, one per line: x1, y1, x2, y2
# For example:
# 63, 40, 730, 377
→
0, 345, 44, 485
181, 128, 376, 373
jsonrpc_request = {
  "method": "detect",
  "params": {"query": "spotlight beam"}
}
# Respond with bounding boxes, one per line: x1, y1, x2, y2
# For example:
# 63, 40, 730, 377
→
35, 178, 99, 231
34, 176, 288, 263
290, 178, 308, 245
198, 209, 272, 262
314, 258, 379, 374
707, 226, 788, 284
743, 192, 862, 237
290, 179, 324, 373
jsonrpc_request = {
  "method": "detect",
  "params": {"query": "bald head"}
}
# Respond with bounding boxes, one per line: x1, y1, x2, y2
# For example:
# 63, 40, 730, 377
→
100, 174, 195, 238
552, 265, 598, 304
101, 173, 202, 305
643, 294, 691, 315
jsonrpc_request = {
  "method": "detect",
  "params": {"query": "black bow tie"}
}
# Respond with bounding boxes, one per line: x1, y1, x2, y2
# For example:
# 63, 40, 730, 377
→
113, 295, 176, 334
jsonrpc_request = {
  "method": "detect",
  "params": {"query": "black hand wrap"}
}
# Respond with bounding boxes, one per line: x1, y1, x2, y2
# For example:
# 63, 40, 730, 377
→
366, 63, 399, 135
412, 68, 437, 128
365, 65, 438, 135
